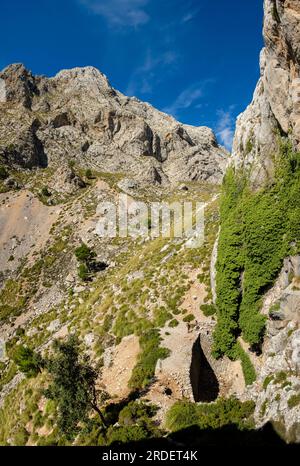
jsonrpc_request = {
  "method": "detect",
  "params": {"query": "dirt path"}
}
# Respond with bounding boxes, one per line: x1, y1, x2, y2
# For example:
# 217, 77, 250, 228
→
100, 335, 140, 399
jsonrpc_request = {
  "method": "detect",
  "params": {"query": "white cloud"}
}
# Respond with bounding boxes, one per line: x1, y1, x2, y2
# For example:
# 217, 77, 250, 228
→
126, 49, 179, 96
215, 108, 235, 150
79, 0, 150, 28
163, 81, 212, 117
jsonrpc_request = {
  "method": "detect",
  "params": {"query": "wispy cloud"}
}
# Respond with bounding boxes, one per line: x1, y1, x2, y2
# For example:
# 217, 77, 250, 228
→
163, 81, 212, 117
126, 49, 179, 96
215, 107, 235, 150
181, 9, 199, 24
79, 0, 150, 28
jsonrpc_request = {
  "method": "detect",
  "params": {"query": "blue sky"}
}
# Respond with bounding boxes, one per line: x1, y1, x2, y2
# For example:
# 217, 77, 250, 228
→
0, 0, 263, 149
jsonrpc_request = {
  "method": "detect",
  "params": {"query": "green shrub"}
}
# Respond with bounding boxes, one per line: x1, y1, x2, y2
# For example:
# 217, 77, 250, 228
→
12, 345, 43, 377
245, 139, 253, 155
183, 314, 195, 323
273, 371, 287, 385
75, 243, 97, 281
166, 397, 255, 432
41, 186, 51, 197
263, 375, 274, 390
118, 401, 157, 427
0, 166, 8, 180
165, 401, 199, 431
15, 327, 25, 337
13, 426, 30, 446
233, 343, 256, 386
200, 304, 217, 317
105, 425, 149, 445
85, 169, 93, 179
288, 394, 300, 409
78, 263, 90, 282
260, 400, 268, 417
169, 319, 179, 328
75, 243, 96, 263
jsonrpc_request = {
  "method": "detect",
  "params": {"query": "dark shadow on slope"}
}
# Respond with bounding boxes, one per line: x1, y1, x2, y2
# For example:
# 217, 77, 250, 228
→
5, 423, 298, 463
105, 423, 297, 453
190, 335, 219, 402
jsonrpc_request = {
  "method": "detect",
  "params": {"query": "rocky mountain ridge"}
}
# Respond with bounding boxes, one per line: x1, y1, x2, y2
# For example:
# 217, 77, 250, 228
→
0, 64, 227, 186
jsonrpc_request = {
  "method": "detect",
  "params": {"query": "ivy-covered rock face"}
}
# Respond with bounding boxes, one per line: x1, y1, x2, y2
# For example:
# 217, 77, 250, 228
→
214, 140, 300, 359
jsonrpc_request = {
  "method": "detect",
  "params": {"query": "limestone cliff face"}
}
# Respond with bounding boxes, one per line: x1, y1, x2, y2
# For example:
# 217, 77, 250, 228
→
242, 256, 300, 443
230, 1, 300, 441
0, 64, 227, 185
232, 0, 300, 186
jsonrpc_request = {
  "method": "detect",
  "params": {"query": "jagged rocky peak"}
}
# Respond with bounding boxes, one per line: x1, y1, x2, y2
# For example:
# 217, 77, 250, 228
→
0, 63, 228, 185
0, 63, 40, 109
232, 0, 300, 186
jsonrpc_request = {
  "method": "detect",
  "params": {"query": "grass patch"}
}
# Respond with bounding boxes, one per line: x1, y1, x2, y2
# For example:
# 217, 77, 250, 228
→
288, 394, 300, 409
129, 329, 170, 391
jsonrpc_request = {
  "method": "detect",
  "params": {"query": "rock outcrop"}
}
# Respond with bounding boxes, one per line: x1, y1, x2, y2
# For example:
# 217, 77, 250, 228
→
240, 256, 300, 443
232, 0, 300, 186
0, 65, 228, 185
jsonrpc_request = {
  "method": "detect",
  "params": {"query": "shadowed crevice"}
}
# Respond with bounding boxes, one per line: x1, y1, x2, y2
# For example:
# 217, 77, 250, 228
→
190, 335, 219, 403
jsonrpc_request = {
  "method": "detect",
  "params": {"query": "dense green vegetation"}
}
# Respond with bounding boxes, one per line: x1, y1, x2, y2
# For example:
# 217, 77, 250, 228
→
0, 338, 162, 446
74, 243, 97, 282
166, 397, 255, 432
13, 345, 43, 378
44, 336, 106, 441
200, 303, 217, 317
234, 343, 256, 386
213, 139, 300, 364
78, 400, 160, 446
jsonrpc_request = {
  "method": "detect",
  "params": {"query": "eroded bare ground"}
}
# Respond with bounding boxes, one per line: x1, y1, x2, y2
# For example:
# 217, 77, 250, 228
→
101, 335, 140, 399
0, 190, 61, 273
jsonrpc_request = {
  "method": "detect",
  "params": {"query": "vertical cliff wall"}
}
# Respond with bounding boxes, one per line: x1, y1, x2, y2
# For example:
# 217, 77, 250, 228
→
232, 0, 300, 187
